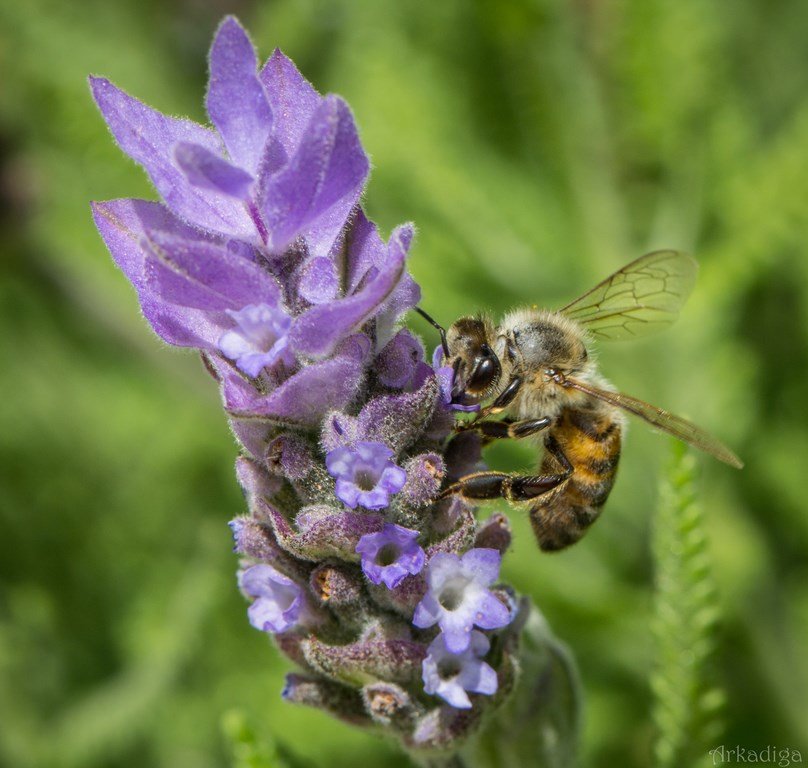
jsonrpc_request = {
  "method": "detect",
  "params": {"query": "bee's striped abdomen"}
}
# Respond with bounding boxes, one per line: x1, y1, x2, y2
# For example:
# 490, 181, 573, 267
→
529, 407, 622, 551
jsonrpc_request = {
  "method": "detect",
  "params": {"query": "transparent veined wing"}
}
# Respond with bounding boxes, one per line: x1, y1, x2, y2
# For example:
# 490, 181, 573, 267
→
562, 376, 743, 468
559, 250, 698, 341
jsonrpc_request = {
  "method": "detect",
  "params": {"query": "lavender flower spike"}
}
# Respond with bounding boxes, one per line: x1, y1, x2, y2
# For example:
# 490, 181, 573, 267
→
356, 523, 426, 589
413, 549, 512, 653
326, 442, 407, 510
422, 630, 498, 709
91, 14, 580, 760
240, 564, 307, 634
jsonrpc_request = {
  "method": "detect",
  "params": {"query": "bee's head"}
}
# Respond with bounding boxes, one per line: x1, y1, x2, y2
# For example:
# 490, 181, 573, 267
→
445, 316, 501, 397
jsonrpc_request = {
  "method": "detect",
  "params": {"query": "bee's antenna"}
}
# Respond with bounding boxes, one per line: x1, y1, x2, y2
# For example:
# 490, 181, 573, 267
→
414, 307, 450, 358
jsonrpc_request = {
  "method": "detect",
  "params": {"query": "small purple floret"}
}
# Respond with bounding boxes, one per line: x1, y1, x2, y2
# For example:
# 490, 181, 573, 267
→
240, 563, 305, 634
422, 630, 498, 709
218, 302, 294, 377
355, 523, 426, 589
413, 549, 511, 653
326, 441, 407, 510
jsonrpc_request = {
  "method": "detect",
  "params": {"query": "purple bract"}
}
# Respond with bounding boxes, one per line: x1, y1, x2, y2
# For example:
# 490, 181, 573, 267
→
413, 549, 512, 653
355, 523, 426, 589
422, 630, 498, 709
326, 441, 407, 510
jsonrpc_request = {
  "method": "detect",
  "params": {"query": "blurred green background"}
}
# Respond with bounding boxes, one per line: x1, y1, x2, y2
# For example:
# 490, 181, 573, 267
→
1, 0, 807, 766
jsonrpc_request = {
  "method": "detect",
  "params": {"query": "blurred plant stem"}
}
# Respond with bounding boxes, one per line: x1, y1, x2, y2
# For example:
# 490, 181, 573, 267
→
651, 442, 724, 768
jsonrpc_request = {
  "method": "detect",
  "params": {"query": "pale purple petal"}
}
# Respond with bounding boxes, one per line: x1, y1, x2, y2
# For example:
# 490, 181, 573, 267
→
468, 628, 492, 657
379, 465, 407, 493
326, 440, 406, 510
474, 592, 511, 631
218, 330, 253, 360
247, 597, 290, 633
422, 631, 498, 709
174, 141, 254, 198
461, 548, 501, 587
440, 614, 477, 654
355, 524, 424, 589
413, 549, 512, 654
358, 487, 391, 510
325, 446, 354, 476
459, 659, 498, 696
241, 563, 296, 595
437, 682, 472, 709
240, 563, 305, 634
206, 16, 273, 173
89, 77, 254, 238
425, 552, 463, 589
355, 441, 393, 463
335, 479, 361, 509
412, 593, 441, 628
218, 303, 294, 375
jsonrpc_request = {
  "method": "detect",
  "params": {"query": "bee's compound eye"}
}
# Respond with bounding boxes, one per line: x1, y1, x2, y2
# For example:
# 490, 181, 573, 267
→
468, 353, 500, 391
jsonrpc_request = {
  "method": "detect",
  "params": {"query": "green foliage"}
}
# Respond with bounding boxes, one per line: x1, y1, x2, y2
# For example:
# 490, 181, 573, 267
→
1, 0, 807, 766
222, 711, 312, 768
651, 443, 723, 768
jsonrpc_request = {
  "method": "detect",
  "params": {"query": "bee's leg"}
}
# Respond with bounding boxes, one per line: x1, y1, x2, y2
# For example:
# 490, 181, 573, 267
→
455, 375, 523, 425
442, 434, 574, 502
479, 375, 522, 417
467, 416, 553, 442
440, 465, 571, 503
543, 434, 574, 474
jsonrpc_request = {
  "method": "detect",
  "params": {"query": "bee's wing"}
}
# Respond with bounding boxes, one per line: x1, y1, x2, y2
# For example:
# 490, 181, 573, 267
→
563, 376, 743, 468
559, 251, 698, 341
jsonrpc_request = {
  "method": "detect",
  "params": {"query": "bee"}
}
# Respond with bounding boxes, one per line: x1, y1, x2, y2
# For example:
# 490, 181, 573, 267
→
416, 251, 743, 552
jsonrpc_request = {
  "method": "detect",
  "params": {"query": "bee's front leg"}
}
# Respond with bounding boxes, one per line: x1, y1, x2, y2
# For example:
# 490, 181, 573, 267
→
455, 375, 523, 426
480, 375, 522, 417
460, 416, 553, 441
